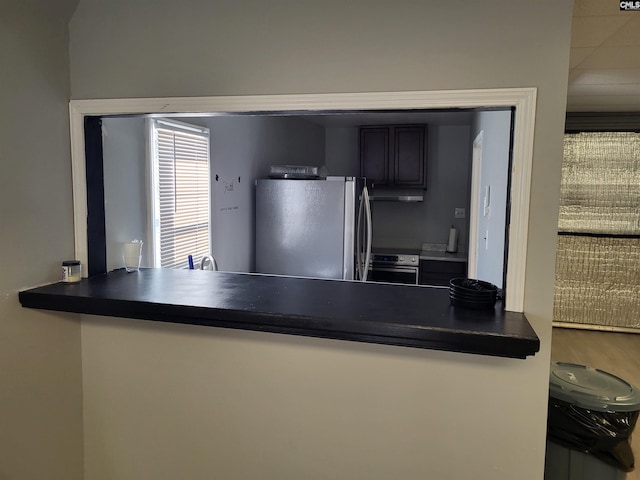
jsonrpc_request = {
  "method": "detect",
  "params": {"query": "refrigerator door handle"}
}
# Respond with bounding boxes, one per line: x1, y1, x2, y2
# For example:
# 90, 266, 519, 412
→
356, 185, 372, 282
362, 185, 372, 282
356, 187, 364, 280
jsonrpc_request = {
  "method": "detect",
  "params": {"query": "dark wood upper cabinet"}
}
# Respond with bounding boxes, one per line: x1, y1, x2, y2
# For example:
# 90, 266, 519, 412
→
359, 127, 390, 185
360, 125, 427, 188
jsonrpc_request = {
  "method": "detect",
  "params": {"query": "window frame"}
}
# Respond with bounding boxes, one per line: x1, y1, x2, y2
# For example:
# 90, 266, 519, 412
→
69, 88, 537, 312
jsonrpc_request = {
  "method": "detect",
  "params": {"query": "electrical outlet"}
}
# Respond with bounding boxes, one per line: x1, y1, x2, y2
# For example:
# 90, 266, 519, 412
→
455, 208, 466, 219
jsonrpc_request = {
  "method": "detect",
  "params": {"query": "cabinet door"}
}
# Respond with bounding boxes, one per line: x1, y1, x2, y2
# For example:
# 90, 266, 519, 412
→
419, 260, 467, 286
360, 127, 389, 185
394, 126, 426, 187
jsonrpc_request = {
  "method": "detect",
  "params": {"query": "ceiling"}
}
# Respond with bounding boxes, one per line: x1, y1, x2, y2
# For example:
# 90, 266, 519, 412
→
568, 0, 640, 112
272, 1, 640, 119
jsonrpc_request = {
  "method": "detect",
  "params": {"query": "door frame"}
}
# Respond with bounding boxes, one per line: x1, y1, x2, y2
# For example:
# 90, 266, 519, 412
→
69, 88, 537, 312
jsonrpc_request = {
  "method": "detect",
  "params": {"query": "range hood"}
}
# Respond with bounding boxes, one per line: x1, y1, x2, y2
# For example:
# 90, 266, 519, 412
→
370, 189, 424, 202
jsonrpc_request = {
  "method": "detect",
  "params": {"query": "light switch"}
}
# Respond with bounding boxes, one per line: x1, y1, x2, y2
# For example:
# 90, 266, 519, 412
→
484, 185, 491, 217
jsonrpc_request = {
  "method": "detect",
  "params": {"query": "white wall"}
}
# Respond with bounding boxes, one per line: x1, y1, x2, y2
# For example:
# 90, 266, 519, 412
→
69, 1, 573, 479
0, 2, 83, 479
472, 110, 513, 289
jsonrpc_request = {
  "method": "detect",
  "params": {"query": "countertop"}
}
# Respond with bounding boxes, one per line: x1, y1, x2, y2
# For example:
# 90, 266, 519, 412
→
372, 246, 467, 262
19, 269, 539, 359
419, 250, 468, 262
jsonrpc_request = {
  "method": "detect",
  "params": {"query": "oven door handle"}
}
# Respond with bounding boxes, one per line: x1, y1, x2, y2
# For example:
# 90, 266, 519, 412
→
369, 266, 419, 275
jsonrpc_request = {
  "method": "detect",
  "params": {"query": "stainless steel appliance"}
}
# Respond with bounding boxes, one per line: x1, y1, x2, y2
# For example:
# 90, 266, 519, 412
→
368, 248, 420, 285
255, 177, 372, 281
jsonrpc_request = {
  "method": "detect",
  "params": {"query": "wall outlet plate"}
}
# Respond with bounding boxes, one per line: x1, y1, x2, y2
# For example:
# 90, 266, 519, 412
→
455, 208, 465, 219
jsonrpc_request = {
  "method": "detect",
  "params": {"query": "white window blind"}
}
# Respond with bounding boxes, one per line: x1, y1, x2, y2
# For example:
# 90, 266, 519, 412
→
151, 119, 210, 269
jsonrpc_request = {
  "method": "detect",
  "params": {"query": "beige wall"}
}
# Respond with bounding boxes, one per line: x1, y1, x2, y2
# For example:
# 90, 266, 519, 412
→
70, 1, 574, 479
0, 2, 83, 479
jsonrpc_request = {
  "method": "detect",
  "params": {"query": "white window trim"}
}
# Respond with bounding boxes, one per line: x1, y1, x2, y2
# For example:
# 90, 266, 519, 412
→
144, 118, 154, 267
146, 118, 211, 268
69, 88, 537, 312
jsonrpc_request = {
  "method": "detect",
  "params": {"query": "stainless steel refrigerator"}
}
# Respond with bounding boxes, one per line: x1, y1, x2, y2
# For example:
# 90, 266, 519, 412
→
255, 176, 372, 281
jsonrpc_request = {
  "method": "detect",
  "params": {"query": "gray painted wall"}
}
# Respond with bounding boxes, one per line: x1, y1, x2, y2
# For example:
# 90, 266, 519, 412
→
324, 123, 473, 251
103, 114, 472, 271
324, 126, 359, 175
203, 115, 325, 272
102, 117, 150, 271
102, 115, 325, 273
69, 1, 573, 479
0, 3, 83, 479
471, 110, 513, 289
372, 125, 472, 249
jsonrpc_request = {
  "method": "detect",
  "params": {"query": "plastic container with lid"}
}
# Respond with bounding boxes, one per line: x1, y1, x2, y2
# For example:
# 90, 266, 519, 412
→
546, 362, 640, 479
62, 260, 81, 283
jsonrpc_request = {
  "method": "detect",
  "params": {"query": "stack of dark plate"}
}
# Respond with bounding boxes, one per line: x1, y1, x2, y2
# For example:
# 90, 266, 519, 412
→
449, 278, 498, 310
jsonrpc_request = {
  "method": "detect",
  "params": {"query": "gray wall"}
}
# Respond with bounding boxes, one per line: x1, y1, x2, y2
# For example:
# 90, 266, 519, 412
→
203, 115, 325, 272
102, 115, 325, 273
324, 126, 359, 175
103, 113, 473, 272
102, 117, 150, 271
69, 1, 573, 479
372, 125, 472, 249
324, 123, 473, 250
471, 110, 513, 288
0, 2, 83, 479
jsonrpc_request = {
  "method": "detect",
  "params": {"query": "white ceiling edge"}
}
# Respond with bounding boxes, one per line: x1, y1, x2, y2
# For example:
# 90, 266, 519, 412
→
70, 88, 537, 312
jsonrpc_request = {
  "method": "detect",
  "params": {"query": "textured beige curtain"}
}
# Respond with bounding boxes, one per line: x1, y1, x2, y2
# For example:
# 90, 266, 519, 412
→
554, 132, 640, 329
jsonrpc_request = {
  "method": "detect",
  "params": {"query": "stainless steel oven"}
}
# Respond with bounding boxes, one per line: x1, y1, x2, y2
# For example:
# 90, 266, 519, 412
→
368, 249, 420, 285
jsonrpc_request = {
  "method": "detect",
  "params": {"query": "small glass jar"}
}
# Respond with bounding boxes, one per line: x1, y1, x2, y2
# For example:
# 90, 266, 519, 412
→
62, 260, 82, 283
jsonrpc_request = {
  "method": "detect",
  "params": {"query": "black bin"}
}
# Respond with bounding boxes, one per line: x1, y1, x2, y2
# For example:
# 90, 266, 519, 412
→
545, 362, 640, 480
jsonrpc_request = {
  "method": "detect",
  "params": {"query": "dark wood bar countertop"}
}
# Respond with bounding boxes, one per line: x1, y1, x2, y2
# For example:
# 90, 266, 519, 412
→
19, 269, 539, 359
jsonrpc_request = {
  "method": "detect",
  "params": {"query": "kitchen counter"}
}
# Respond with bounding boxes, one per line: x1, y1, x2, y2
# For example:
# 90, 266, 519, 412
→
19, 269, 539, 359
420, 249, 467, 262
